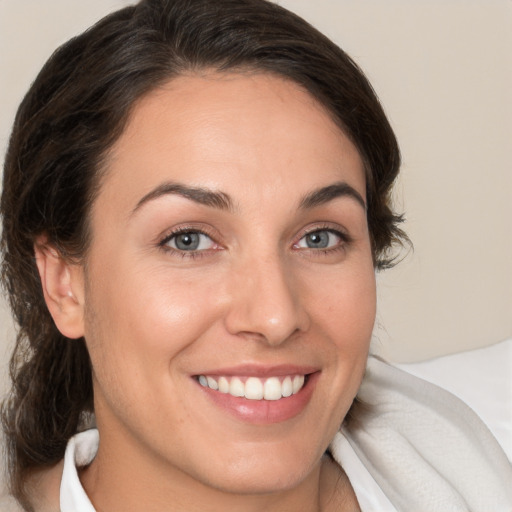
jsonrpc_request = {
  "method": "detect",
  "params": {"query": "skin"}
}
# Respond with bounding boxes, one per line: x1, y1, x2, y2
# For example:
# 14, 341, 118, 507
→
36, 71, 374, 511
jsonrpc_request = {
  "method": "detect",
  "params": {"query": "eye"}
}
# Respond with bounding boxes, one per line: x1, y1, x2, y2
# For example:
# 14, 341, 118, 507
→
295, 229, 343, 250
163, 231, 216, 252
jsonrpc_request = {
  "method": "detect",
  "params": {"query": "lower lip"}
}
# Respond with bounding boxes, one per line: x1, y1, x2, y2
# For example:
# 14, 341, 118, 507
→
196, 373, 319, 425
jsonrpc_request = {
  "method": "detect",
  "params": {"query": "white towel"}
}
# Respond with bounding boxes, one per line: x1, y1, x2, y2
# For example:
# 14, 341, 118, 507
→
338, 356, 512, 512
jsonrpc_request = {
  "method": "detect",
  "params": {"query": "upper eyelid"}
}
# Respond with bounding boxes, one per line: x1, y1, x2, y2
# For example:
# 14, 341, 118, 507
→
296, 223, 351, 242
163, 230, 212, 245
158, 225, 218, 246
158, 228, 221, 259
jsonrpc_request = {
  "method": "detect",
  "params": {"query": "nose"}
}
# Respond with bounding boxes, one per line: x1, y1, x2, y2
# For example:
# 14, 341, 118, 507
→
223, 253, 310, 346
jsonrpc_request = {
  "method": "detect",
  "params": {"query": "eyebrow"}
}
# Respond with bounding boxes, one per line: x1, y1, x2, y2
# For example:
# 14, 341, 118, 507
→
132, 179, 365, 216
299, 182, 366, 211
132, 182, 234, 215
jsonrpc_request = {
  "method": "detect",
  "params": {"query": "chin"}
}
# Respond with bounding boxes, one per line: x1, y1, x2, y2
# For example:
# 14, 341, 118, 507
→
185, 438, 325, 496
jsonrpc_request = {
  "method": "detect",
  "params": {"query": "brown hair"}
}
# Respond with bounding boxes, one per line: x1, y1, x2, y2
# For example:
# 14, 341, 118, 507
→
1, 0, 405, 507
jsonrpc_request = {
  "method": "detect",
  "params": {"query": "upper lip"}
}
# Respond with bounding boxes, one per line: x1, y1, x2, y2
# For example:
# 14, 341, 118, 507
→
193, 364, 319, 377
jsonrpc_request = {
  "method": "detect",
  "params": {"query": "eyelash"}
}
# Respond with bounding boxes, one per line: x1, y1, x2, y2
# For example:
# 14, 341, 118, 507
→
294, 224, 352, 255
157, 224, 351, 259
158, 226, 220, 260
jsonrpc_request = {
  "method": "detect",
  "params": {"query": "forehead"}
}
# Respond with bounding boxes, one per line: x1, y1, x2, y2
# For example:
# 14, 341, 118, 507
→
96, 71, 365, 216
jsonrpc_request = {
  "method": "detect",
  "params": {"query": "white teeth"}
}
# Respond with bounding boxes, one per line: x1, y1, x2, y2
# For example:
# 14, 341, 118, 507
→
218, 376, 229, 394
293, 375, 305, 394
229, 377, 245, 397
206, 376, 218, 390
198, 374, 307, 400
245, 377, 264, 400
263, 377, 282, 401
282, 376, 293, 397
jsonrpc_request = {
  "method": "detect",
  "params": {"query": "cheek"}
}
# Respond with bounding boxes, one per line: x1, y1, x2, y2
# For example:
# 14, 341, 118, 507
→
309, 261, 376, 347
82, 265, 224, 436
287, 262, 376, 447
312, 263, 376, 398
85, 264, 222, 367
82, 257, 241, 420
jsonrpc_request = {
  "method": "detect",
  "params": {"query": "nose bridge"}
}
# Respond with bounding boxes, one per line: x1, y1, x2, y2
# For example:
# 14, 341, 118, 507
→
225, 249, 308, 345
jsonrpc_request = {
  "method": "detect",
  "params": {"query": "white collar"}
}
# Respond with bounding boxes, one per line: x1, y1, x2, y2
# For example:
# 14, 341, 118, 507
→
60, 429, 98, 512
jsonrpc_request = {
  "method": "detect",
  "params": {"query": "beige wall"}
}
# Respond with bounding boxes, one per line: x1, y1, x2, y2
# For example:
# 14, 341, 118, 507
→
0, 0, 510, 403
277, 0, 512, 362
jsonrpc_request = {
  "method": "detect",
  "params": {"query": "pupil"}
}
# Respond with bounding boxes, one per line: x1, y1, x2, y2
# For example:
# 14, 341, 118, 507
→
307, 231, 329, 249
176, 233, 199, 250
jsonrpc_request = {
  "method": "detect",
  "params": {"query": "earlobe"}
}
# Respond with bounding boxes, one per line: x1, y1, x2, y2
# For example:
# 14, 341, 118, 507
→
34, 237, 85, 339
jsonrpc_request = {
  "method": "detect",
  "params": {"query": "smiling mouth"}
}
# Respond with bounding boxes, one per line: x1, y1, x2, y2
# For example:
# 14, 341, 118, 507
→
196, 374, 308, 400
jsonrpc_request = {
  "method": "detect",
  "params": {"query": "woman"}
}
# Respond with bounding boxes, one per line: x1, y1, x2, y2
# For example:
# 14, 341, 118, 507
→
1, 1, 511, 511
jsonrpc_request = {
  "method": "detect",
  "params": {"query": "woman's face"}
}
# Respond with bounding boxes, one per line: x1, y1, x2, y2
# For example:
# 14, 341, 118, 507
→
78, 72, 375, 497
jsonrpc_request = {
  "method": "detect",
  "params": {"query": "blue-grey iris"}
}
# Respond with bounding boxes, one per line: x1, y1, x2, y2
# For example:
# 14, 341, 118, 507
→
175, 232, 200, 250
306, 232, 330, 249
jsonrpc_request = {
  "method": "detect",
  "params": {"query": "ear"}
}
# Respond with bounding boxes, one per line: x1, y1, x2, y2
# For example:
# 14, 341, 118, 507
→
34, 237, 85, 339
